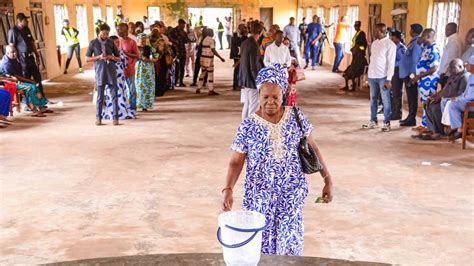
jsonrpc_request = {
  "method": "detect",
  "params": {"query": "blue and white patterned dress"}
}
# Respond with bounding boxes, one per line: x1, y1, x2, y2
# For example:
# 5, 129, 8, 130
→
103, 50, 136, 120
231, 107, 313, 256
416, 42, 441, 127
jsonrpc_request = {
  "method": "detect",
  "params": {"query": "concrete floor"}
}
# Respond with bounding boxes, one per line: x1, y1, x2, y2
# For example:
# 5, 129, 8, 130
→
1, 53, 473, 265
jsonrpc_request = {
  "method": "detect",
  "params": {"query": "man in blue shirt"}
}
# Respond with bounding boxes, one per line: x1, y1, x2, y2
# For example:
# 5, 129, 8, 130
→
390, 30, 406, 121
304, 15, 322, 70
399, 24, 424, 126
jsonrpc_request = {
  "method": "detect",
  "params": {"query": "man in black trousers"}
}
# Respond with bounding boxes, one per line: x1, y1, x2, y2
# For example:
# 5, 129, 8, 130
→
230, 24, 248, 90
8, 12, 46, 102
169, 19, 190, 87
399, 24, 424, 126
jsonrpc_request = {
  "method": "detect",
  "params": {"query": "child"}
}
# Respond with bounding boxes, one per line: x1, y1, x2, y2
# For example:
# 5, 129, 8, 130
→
102, 35, 135, 120
284, 37, 299, 106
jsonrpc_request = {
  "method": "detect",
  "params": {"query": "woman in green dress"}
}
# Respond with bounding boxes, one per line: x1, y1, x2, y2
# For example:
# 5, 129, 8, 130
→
135, 33, 157, 111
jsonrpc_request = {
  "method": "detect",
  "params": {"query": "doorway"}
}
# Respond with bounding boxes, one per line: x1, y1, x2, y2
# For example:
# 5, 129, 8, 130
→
29, 1, 47, 79
188, 7, 233, 50
368, 4, 382, 43
260, 8, 273, 31
0, 1, 14, 57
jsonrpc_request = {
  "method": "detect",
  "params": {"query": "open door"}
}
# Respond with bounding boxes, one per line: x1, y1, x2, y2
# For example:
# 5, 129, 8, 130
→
260, 8, 273, 31
0, 1, 14, 57
368, 4, 381, 43
29, 1, 47, 79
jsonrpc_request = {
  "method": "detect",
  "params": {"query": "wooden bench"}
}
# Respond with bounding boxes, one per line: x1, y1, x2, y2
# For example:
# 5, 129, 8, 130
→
461, 102, 474, 149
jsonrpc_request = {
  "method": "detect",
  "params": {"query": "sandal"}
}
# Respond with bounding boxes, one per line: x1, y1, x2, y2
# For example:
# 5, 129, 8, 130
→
42, 109, 54, 114
31, 113, 46, 117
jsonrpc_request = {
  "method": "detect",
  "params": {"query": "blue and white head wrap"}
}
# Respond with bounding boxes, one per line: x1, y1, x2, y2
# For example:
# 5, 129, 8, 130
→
256, 63, 289, 92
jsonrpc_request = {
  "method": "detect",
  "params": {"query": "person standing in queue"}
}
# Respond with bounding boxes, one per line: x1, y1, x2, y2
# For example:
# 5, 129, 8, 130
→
8, 12, 46, 102
61, 19, 83, 74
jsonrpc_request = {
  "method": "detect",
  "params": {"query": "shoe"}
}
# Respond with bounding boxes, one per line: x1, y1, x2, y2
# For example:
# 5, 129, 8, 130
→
79, 68, 84, 73
400, 118, 407, 123
185, 74, 190, 77
113, 119, 119, 126
381, 123, 391, 132
208, 90, 219, 96
63, 70, 67, 75
339, 87, 349, 91
304, 64, 308, 69
196, 89, 201, 94
95, 120, 102, 126
390, 116, 402, 121
311, 66, 316, 70
362, 121, 378, 129
400, 121, 416, 127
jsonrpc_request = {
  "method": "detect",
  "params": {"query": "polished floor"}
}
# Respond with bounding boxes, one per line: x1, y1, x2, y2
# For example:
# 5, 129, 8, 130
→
1, 54, 473, 264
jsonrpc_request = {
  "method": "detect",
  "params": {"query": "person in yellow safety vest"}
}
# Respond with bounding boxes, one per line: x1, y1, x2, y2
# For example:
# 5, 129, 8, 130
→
216, 17, 224, 50
95, 19, 105, 36
61, 19, 83, 74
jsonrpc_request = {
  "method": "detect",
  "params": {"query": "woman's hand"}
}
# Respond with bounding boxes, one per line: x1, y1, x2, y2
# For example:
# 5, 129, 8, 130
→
322, 177, 333, 203
222, 190, 233, 212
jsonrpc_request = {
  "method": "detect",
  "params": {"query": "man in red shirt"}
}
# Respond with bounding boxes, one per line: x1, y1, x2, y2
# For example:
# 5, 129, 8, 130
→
118, 23, 139, 112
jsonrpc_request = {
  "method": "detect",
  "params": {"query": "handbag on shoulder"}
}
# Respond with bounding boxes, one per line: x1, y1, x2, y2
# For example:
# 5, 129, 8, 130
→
293, 107, 323, 174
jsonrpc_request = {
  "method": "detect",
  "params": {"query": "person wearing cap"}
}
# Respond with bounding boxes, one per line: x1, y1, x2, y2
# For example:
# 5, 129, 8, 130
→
283, 17, 301, 65
389, 30, 406, 121
410, 28, 441, 131
340, 21, 368, 91
413, 58, 469, 140
446, 55, 474, 140
61, 19, 82, 75
8, 12, 46, 102
221, 63, 333, 256
85, 23, 121, 126
399, 23, 424, 127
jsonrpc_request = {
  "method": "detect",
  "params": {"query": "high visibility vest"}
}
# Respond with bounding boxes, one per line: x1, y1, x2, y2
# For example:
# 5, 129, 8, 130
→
217, 22, 224, 33
352, 30, 365, 51
62, 27, 80, 46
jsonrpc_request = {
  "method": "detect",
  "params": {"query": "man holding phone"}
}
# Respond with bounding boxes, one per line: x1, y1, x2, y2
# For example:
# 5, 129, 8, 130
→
86, 24, 120, 126
362, 23, 396, 132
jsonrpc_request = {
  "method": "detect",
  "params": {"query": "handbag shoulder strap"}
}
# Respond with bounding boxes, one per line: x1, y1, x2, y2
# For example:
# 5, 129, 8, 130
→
292, 106, 304, 134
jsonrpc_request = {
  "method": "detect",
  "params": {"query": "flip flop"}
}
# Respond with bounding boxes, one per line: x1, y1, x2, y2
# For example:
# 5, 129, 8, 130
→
31, 113, 46, 117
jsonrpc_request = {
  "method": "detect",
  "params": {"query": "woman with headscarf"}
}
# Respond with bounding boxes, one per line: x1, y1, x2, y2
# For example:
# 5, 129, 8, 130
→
221, 64, 334, 256
135, 33, 157, 112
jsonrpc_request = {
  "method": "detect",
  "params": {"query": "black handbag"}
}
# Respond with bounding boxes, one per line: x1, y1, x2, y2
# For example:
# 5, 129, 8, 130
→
293, 107, 323, 174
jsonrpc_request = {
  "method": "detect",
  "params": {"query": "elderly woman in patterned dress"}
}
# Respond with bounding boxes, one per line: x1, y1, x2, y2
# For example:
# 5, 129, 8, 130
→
221, 64, 333, 256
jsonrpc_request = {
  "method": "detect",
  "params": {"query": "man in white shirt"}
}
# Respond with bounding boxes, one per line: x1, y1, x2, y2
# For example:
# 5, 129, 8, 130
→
362, 23, 396, 132
264, 30, 292, 67
438, 22, 462, 83
283, 17, 301, 64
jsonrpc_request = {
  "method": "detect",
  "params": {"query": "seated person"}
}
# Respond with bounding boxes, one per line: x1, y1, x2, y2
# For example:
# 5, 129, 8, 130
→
0, 87, 11, 124
446, 55, 474, 141
416, 58, 469, 140
0, 45, 50, 117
